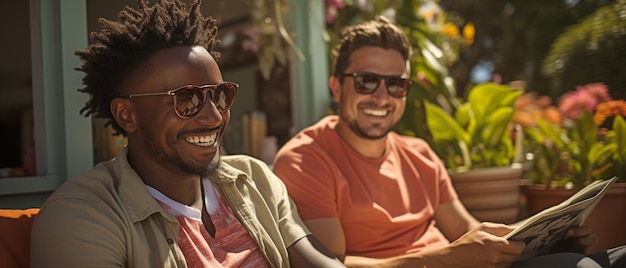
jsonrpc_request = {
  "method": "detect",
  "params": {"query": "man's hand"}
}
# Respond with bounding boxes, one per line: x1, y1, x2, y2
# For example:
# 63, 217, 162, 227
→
335, 222, 526, 268
437, 222, 525, 268
564, 225, 598, 246
552, 225, 598, 254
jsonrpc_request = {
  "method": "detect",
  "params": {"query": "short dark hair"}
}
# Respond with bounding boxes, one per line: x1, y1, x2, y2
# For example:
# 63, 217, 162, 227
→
332, 16, 412, 77
76, 0, 220, 136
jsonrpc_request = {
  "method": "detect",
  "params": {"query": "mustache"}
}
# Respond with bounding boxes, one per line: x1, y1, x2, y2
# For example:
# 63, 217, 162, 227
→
358, 102, 394, 109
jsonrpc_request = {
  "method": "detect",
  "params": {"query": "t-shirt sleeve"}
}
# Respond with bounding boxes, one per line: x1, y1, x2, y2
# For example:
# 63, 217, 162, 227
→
436, 163, 457, 205
418, 139, 458, 205
273, 142, 339, 220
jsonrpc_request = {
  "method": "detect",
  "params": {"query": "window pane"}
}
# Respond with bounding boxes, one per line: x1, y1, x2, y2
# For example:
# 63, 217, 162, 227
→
0, 1, 34, 178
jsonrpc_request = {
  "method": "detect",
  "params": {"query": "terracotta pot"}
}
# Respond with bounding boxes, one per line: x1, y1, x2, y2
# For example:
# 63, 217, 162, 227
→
450, 166, 523, 224
524, 182, 626, 254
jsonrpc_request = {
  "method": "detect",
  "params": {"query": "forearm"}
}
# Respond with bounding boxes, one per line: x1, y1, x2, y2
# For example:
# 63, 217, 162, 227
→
343, 226, 523, 268
287, 235, 346, 267
343, 248, 451, 268
434, 199, 482, 242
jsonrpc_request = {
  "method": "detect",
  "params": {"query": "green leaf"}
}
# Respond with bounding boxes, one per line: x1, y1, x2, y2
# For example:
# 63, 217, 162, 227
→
467, 83, 520, 127
481, 107, 515, 148
612, 115, 626, 165
454, 103, 471, 127
573, 111, 598, 150
589, 142, 615, 168
535, 118, 566, 149
425, 101, 471, 144
501, 90, 525, 107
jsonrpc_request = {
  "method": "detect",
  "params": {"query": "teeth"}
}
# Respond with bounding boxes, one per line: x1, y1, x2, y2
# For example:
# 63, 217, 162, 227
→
185, 133, 217, 146
363, 109, 388, 117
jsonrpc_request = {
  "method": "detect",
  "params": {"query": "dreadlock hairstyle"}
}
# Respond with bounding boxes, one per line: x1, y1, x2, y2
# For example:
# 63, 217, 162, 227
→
76, 0, 219, 136
332, 16, 412, 78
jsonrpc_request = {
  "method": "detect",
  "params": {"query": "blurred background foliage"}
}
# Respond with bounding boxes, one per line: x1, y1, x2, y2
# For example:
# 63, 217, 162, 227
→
440, 0, 618, 97
542, 0, 626, 101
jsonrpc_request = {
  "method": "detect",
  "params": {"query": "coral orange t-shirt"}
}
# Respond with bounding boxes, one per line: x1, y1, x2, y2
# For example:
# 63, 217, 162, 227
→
273, 116, 457, 258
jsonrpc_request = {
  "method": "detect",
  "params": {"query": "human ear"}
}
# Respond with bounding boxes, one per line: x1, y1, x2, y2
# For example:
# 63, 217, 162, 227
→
329, 76, 341, 103
110, 98, 137, 134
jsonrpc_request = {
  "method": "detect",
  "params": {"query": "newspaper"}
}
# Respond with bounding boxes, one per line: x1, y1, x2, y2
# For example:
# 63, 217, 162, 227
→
505, 176, 618, 260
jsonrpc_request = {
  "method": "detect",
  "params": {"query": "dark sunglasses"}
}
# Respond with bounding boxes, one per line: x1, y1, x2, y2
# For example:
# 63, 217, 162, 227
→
339, 72, 413, 98
123, 82, 239, 118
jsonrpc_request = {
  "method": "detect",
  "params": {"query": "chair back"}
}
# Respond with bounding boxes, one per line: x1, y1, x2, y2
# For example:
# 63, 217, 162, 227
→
0, 208, 39, 268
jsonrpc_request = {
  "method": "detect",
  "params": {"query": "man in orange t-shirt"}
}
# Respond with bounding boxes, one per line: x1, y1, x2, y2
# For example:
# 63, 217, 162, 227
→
275, 115, 455, 258
273, 17, 626, 267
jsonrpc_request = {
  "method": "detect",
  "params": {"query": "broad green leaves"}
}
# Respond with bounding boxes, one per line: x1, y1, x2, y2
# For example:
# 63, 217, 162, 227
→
425, 82, 523, 170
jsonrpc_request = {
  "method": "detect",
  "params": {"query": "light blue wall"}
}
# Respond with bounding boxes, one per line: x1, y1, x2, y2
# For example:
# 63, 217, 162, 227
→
59, 0, 93, 179
288, 0, 331, 132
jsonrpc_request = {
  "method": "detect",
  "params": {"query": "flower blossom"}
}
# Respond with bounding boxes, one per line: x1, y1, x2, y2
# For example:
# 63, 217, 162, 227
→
325, 0, 345, 24
593, 99, 626, 126
241, 27, 259, 53
582, 82, 611, 103
463, 22, 475, 46
514, 92, 562, 127
558, 83, 610, 120
441, 22, 460, 38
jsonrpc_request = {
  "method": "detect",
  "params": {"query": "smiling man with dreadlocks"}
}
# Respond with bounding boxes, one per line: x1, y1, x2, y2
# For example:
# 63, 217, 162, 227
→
30, 1, 344, 267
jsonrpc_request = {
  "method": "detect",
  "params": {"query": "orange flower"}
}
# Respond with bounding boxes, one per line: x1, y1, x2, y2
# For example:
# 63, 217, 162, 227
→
513, 110, 535, 127
593, 100, 626, 126
515, 92, 534, 109
543, 106, 562, 126
462, 22, 475, 46
441, 22, 460, 38
513, 92, 561, 127
535, 95, 553, 109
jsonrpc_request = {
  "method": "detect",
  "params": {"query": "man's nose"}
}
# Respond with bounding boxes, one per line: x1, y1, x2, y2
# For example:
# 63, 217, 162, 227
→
193, 96, 224, 125
371, 80, 391, 99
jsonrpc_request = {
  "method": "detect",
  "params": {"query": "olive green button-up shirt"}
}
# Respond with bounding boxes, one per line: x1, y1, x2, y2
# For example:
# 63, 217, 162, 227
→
30, 148, 309, 267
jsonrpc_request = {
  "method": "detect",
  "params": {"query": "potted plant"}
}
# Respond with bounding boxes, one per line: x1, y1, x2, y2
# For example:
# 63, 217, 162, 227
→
423, 82, 525, 224
515, 82, 626, 253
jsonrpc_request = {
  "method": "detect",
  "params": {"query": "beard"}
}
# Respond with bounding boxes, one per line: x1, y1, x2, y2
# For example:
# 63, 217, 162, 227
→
345, 116, 390, 140
143, 132, 223, 177
338, 102, 394, 140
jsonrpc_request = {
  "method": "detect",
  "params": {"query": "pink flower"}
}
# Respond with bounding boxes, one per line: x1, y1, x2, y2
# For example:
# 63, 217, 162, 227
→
241, 27, 259, 53
325, 0, 345, 24
558, 89, 595, 120
580, 82, 611, 102
326, 0, 345, 9
416, 71, 432, 88
557, 83, 610, 120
